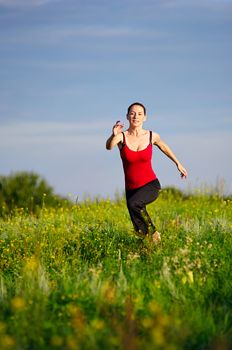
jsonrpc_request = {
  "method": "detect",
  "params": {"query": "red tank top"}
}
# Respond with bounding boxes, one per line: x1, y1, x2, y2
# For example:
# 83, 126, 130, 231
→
120, 131, 157, 190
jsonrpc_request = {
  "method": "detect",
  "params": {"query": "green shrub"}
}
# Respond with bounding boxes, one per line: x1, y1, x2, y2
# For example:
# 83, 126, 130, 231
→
0, 171, 67, 215
159, 186, 185, 200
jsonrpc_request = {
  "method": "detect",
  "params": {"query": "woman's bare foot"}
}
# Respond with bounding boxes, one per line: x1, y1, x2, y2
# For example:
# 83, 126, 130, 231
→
152, 231, 161, 244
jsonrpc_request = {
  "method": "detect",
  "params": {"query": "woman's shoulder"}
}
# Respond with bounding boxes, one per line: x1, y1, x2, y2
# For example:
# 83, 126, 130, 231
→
150, 131, 161, 144
116, 132, 125, 150
116, 132, 124, 144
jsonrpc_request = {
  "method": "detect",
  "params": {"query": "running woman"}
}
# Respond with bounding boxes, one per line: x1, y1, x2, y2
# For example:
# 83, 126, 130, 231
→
106, 102, 188, 242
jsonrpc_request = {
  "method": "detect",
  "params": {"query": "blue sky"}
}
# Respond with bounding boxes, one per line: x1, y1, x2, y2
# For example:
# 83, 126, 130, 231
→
1, 0, 232, 199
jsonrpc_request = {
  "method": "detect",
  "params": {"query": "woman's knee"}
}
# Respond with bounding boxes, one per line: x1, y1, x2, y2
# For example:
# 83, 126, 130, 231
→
127, 198, 143, 212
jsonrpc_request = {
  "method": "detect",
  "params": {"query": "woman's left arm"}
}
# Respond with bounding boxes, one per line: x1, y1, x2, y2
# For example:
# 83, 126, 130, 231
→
152, 132, 188, 178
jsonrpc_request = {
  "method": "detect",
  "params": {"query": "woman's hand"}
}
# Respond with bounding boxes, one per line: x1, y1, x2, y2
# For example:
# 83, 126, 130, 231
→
177, 163, 188, 179
112, 120, 124, 136
106, 121, 124, 150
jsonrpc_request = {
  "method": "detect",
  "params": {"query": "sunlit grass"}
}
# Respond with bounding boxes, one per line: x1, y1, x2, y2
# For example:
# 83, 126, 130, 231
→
0, 190, 231, 349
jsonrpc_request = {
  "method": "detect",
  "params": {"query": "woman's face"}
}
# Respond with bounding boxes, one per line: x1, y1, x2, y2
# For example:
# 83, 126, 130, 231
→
127, 104, 147, 127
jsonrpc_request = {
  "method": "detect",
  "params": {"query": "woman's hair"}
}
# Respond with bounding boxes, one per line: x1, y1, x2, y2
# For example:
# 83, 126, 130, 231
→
127, 102, 146, 115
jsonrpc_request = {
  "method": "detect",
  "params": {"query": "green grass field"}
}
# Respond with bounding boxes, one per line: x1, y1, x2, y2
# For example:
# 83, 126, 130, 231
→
0, 190, 231, 350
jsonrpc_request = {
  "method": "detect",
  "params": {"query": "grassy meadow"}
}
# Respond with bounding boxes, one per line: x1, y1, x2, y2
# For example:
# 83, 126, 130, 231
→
0, 189, 231, 350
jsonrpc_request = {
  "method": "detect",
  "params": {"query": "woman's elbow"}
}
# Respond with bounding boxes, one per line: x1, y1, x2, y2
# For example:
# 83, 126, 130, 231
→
106, 143, 112, 150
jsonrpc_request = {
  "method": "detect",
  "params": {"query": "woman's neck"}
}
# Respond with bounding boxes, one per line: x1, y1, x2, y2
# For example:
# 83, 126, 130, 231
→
127, 126, 145, 136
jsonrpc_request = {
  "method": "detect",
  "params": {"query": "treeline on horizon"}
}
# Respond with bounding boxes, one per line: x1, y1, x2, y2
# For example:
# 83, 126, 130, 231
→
0, 171, 230, 217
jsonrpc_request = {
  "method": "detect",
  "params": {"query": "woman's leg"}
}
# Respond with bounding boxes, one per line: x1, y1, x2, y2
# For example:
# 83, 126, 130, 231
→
126, 180, 161, 236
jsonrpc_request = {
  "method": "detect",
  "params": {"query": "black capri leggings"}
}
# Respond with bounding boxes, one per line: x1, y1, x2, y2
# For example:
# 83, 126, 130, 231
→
126, 179, 161, 236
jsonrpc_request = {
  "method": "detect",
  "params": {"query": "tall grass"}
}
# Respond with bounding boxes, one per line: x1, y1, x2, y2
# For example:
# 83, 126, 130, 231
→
0, 190, 231, 349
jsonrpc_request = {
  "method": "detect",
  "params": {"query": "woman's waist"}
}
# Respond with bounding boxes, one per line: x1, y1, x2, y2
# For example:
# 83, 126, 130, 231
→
126, 178, 161, 192
124, 171, 157, 190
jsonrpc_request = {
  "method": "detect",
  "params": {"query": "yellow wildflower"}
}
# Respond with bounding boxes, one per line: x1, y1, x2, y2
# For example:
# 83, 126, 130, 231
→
11, 297, 26, 312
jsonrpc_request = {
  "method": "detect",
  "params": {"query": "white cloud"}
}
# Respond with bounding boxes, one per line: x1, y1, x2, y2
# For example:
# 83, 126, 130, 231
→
160, 0, 232, 8
0, 24, 165, 46
0, 120, 110, 148
52, 26, 163, 40
0, 0, 58, 6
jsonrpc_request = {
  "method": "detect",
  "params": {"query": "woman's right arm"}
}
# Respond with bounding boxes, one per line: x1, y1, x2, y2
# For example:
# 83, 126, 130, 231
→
106, 121, 124, 150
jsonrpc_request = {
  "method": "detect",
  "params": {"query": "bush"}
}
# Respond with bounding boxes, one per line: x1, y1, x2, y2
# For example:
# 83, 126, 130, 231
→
0, 171, 67, 215
159, 186, 185, 200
